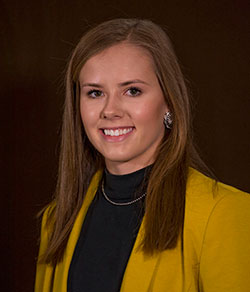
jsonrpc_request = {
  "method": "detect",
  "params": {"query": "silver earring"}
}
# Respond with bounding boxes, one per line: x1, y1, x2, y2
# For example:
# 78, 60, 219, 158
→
164, 112, 173, 129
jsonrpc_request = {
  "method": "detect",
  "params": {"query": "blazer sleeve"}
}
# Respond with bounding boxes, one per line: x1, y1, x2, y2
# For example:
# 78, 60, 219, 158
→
199, 190, 250, 292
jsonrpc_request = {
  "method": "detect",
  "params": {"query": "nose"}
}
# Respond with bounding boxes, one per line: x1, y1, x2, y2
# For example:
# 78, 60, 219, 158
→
100, 94, 123, 120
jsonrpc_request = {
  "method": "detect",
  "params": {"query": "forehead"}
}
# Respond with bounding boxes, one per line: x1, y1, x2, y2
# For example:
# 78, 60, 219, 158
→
79, 43, 156, 82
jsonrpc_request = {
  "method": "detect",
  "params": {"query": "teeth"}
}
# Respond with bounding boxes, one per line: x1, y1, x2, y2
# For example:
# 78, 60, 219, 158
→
103, 128, 133, 136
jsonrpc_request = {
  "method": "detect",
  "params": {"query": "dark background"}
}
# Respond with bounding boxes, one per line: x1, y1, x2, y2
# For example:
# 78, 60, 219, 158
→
1, 0, 249, 291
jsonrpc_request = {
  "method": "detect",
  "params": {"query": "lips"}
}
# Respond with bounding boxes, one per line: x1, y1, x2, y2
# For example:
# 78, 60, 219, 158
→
103, 127, 133, 137
100, 127, 135, 140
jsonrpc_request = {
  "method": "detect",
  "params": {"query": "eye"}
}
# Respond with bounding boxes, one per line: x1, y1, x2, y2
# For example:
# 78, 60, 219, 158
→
126, 87, 142, 97
87, 89, 104, 98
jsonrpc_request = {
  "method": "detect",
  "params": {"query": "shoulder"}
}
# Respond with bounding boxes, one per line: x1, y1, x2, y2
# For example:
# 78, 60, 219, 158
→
186, 167, 250, 210
184, 168, 250, 258
186, 168, 250, 226
41, 202, 56, 230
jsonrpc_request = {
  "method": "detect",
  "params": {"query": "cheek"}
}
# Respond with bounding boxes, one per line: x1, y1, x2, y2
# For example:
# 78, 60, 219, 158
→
80, 105, 88, 130
132, 102, 166, 125
80, 101, 98, 129
80, 106, 98, 147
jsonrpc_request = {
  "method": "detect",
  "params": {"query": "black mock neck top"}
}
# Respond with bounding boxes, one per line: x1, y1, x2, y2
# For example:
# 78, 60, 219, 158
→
67, 166, 150, 292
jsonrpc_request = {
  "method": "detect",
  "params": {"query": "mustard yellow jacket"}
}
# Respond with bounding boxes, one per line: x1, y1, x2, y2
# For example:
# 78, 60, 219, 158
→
35, 169, 250, 292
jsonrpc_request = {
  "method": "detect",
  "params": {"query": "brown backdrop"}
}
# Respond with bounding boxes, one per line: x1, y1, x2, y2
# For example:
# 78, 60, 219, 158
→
1, 0, 249, 291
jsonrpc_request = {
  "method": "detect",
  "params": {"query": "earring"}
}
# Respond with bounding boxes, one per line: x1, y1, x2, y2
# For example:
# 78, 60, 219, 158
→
164, 112, 173, 129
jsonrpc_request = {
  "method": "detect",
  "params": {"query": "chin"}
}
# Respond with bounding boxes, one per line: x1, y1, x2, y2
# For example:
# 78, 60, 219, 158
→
105, 155, 131, 163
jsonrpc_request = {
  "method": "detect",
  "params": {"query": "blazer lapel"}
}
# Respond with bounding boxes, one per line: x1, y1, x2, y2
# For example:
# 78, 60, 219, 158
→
120, 218, 160, 292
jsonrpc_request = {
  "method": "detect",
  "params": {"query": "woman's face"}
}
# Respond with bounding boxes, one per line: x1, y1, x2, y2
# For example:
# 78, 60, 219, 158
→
79, 42, 168, 174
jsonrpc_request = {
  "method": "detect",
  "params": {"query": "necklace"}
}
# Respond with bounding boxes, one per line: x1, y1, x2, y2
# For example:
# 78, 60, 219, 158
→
101, 180, 146, 206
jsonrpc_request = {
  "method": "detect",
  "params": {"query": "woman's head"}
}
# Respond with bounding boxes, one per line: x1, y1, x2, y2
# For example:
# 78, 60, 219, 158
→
79, 42, 168, 174
64, 18, 191, 174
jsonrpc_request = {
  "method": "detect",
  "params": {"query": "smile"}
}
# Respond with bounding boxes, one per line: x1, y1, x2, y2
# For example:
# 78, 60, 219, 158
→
103, 128, 133, 137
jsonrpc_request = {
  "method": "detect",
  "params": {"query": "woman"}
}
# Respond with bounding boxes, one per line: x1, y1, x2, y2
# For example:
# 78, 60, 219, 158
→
35, 19, 250, 292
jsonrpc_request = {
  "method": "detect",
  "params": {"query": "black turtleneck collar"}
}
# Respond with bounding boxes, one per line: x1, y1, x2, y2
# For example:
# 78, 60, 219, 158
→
103, 165, 152, 201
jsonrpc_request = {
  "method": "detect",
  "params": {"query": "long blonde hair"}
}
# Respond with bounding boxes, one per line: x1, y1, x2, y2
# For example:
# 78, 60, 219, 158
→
41, 18, 204, 264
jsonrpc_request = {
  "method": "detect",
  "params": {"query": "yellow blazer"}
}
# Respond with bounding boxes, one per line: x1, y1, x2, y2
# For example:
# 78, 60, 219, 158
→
35, 169, 250, 292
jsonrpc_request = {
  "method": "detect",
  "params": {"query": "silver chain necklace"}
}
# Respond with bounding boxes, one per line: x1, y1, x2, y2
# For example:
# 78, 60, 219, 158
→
101, 180, 146, 206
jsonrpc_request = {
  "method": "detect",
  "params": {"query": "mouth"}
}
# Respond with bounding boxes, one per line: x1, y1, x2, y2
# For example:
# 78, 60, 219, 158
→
101, 127, 134, 137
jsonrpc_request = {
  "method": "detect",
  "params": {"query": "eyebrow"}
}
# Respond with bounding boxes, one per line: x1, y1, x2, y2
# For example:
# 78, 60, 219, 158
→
81, 79, 149, 88
118, 79, 149, 86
